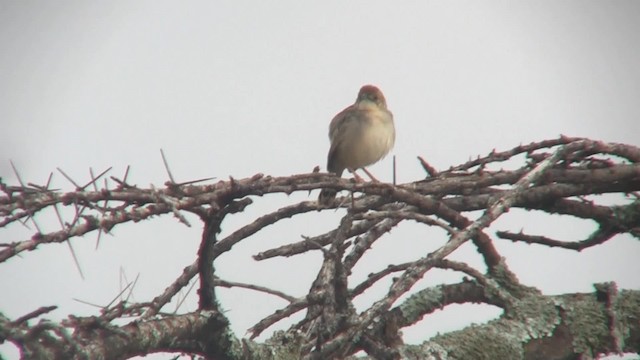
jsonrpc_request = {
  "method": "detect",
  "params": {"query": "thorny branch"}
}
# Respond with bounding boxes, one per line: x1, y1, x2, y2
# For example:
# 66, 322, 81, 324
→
1, 137, 639, 359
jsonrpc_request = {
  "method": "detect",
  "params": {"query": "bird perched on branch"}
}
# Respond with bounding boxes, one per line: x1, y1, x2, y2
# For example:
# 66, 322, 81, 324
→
318, 85, 395, 205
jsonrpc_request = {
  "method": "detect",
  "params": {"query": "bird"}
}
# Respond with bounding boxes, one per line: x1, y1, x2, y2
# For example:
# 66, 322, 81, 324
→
318, 85, 395, 205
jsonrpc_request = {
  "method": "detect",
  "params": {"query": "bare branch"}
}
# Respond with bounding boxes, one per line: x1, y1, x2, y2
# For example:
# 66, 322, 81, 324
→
2, 138, 639, 359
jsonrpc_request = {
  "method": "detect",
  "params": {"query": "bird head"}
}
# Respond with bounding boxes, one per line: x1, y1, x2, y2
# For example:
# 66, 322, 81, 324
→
357, 85, 387, 109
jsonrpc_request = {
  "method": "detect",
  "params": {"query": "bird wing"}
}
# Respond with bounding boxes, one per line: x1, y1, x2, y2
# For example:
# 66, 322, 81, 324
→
328, 105, 353, 141
326, 105, 357, 175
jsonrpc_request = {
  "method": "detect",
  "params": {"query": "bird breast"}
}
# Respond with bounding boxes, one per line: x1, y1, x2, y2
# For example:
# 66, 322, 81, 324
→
338, 109, 395, 170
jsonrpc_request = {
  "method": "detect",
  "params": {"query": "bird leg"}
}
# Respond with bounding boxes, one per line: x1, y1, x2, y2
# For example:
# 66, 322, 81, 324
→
346, 168, 380, 208
344, 169, 365, 208
361, 167, 380, 182
347, 167, 381, 183
347, 168, 366, 183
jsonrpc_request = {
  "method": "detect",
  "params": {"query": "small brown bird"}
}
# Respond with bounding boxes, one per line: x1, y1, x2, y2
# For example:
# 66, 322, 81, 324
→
318, 85, 395, 205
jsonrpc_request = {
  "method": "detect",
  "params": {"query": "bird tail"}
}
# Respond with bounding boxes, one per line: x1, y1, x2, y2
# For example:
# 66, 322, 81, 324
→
318, 188, 337, 205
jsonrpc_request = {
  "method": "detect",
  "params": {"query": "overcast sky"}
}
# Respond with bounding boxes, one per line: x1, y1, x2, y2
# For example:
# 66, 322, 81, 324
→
1, 2, 639, 359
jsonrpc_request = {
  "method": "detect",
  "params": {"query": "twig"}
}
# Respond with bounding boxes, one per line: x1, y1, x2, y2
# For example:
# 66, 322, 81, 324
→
417, 155, 439, 177
213, 278, 296, 302
11, 306, 57, 325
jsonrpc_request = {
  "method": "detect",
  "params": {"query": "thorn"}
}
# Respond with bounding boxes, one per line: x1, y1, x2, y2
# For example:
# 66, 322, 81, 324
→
54, 202, 85, 280
174, 278, 198, 314
19, 216, 32, 230
45, 172, 53, 189
83, 167, 112, 191
89, 167, 98, 192
10, 160, 26, 188
160, 149, 176, 184
110, 176, 135, 189
173, 177, 217, 186
95, 228, 103, 250
393, 155, 397, 185
30, 216, 43, 235
57, 167, 81, 189
124, 273, 140, 303
123, 165, 131, 183
72, 298, 102, 308
26, 183, 55, 192
105, 281, 133, 309
66, 238, 85, 280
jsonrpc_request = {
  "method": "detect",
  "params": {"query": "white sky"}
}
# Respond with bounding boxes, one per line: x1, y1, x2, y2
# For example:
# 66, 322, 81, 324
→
1, 2, 639, 359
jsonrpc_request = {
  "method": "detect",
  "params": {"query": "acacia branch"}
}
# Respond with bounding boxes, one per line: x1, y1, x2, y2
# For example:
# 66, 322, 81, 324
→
2, 137, 639, 359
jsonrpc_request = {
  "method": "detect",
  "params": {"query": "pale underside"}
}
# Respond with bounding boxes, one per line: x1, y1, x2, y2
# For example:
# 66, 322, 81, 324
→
327, 102, 395, 176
